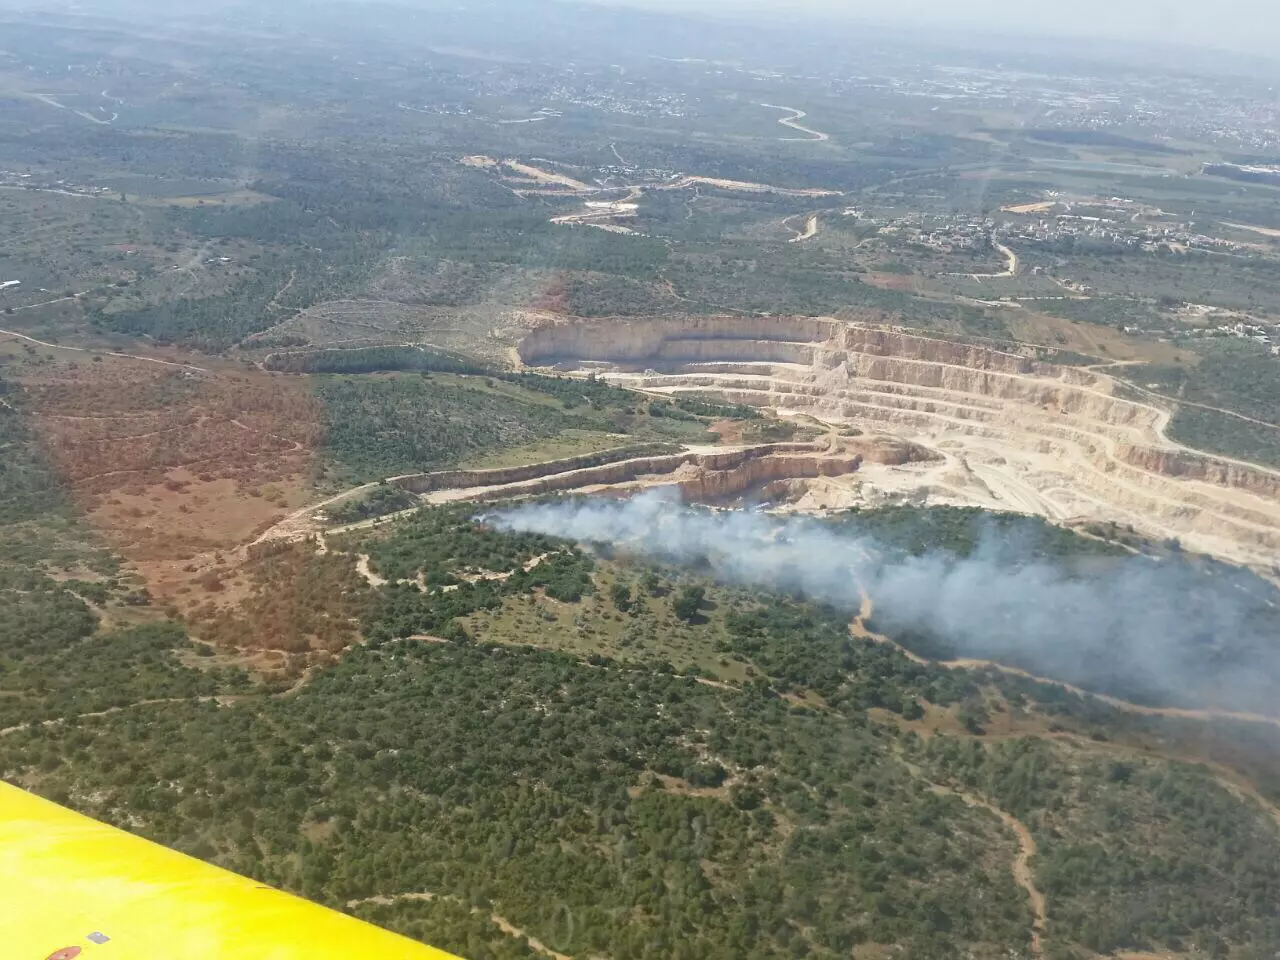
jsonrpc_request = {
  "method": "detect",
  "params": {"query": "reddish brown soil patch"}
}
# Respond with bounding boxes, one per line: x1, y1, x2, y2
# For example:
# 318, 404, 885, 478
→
530, 274, 571, 314
21, 360, 323, 606
707, 418, 745, 444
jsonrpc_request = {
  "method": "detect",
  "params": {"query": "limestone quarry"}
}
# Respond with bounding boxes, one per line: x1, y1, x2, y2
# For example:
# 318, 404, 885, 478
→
511, 315, 1280, 570
389, 439, 932, 506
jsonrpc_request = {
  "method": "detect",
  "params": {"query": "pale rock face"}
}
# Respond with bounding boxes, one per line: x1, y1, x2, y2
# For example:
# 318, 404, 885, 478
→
395, 440, 932, 505
517, 315, 1280, 568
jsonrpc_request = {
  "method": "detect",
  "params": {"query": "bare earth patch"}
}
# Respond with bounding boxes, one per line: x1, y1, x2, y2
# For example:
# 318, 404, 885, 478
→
20, 359, 321, 608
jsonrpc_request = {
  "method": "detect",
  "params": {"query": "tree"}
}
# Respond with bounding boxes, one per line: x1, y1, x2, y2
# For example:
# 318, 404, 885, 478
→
610, 583, 632, 612
673, 586, 705, 623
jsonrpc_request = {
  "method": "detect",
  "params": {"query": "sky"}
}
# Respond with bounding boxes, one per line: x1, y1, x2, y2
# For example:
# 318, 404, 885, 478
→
588, 0, 1280, 57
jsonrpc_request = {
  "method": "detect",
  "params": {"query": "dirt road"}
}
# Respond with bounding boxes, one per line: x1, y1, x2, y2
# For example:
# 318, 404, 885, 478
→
347, 891, 572, 960
0, 695, 231, 739
853, 589, 1280, 729
28, 92, 114, 125
660, 175, 840, 197
950, 241, 1018, 279
788, 214, 820, 243
943, 656, 1280, 729
996, 242, 1019, 276
930, 782, 1045, 956
251, 482, 380, 545
355, 555, 388, 588
502, 160, 593, 192
0, 325, 208, 372
970, 461, 1068, 519
1222, 221, 1280, 239
758, 103, 830, 142
1126, 380, 1280, 433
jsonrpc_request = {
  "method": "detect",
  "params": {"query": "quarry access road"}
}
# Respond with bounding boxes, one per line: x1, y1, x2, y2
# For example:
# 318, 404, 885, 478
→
1120, 377, 1280, 434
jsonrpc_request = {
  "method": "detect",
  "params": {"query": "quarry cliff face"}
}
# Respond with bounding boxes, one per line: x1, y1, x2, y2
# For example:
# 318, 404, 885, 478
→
1114, 442, 1280, 501
515, 315, 1280, 568
393, 437, 936, 506
517, 315, 838, 366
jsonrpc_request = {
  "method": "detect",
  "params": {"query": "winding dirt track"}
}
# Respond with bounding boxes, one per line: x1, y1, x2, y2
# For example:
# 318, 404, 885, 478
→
0, 696, 231, 739
252, 482, 380, 545
758, 103, 830, 142
852, 591, 1280, 729
948, 241, 1018, 279
347, 891, 572, 960
932, 783, 1045, 958
0, 326, 208, 372
0, 661, 322, 740
788, 214, 819, 243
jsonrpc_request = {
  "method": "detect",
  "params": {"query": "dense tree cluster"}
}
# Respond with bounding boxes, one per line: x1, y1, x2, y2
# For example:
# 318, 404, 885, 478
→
265, 346, 485, 376
313, 373, 705, 482
315, 376, 582, 481
325, 484, 420, 525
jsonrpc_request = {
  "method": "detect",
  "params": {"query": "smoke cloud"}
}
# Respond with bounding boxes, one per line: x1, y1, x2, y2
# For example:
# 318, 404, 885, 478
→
492, 491, 1280, 714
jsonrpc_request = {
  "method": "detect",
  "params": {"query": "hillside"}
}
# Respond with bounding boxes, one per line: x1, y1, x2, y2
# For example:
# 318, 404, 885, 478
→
6, 4, 1280, 959
6, 495, 1280, 959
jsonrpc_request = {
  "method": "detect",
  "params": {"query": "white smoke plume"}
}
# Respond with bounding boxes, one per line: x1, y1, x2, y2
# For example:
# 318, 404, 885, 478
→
491, 491, 1279, 714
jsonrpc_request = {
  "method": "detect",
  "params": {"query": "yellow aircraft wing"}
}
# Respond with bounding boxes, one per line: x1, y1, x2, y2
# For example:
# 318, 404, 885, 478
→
1, 781, 461, 960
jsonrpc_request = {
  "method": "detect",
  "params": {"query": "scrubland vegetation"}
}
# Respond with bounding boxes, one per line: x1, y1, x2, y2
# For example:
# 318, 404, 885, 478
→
6, 499, 1280, 960
6, 5, 1280, 959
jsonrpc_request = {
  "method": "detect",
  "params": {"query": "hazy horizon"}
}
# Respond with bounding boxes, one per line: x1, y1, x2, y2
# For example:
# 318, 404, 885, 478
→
583, 0, 1280, 59
4, 0, 1278, 63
